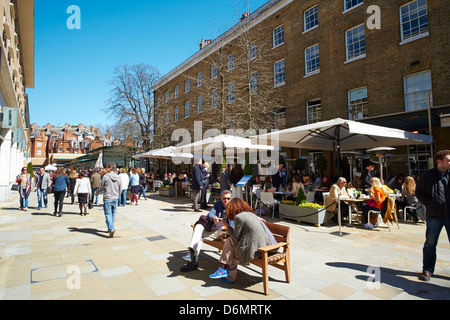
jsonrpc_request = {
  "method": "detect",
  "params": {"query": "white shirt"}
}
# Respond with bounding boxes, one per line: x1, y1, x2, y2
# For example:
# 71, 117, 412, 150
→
74, 177, 91, 195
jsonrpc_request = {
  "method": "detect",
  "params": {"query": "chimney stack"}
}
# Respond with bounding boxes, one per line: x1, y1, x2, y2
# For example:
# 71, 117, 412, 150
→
241, 12, 250, 21
200, 38, 212, 50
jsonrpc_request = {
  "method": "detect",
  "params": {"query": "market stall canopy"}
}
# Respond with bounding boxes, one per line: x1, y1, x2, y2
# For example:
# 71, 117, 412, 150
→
172, 134, 275, 153
45, 164, 57, 171
252, 118, 433, 151
132, 147, 194, 161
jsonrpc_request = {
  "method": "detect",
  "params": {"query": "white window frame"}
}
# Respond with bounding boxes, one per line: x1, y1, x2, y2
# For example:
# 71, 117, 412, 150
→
165, 111, 170, 125
345, 24, 366, 63
404, 70, 433, 112
197, 72, 203, 87
249, 41, 257, 60
228, 82, 236, 103
303, 5, 319, 33
343, 0, 364, 14
274, 59, 285, 87
174, 106, 179, 122
250, 72, 258, 95
306, 99, 322, 124
399, 0, 429, 45
197, 96, 203, 114
273, 25, 284, 48
211, 64, 217, 79
305, 44, 320, 76
185, 80, 190, 93
165, 91, 170, 103
348, 87, 369, 120
228, 53, 235, 71
211, 89, 218, 109
185, 101, 190, 118
174, 86, 179, 98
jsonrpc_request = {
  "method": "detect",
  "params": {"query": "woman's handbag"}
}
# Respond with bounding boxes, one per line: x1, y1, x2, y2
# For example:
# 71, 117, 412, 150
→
47, 185, 53, 194
11, 184, 19, 191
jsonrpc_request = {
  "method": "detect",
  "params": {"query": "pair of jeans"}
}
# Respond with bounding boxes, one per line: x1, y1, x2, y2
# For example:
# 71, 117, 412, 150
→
91, 187, 99, 204
19, 189, 29, 209
104, 199, 118, 231
119, 190, 127, 205
423, 216, 450, 274
37, 188, 48, 208
138, 186, 147, 199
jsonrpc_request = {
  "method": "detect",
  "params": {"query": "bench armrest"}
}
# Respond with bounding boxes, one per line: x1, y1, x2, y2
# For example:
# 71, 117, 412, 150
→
258, 242, 288, 253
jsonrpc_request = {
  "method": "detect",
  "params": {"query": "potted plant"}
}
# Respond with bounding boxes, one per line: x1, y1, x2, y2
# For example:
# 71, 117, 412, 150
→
159, 186, 175, 197
279, 197, 327, 227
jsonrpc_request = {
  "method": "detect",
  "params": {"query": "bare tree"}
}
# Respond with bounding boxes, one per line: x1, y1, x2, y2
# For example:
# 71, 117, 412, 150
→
106, 64, 160, 150
192, 5, 281, 133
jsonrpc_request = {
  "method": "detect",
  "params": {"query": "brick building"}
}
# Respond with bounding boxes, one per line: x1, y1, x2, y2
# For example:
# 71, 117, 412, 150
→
30, 123, 122, 167
153, 0, 450, 177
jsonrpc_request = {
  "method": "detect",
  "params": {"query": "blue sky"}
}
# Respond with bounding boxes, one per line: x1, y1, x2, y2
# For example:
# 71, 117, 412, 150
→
28, 0, 269, 128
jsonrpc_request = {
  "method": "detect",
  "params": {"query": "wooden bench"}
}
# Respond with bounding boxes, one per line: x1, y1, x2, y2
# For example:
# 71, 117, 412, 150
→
196, 221, 291, 296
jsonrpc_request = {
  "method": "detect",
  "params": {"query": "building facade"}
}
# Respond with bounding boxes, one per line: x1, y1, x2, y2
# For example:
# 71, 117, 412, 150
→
153, 0, 450, 177
0, 0, 34, 202
29, 123, 129, 167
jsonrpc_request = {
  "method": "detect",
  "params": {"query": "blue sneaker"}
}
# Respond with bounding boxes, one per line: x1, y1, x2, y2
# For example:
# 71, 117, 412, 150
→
220, 277, 235, 284
209, 267, 229, 279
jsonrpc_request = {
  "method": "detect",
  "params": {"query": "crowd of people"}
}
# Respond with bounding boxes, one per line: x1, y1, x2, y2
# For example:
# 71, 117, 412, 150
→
12, 149, 449, 284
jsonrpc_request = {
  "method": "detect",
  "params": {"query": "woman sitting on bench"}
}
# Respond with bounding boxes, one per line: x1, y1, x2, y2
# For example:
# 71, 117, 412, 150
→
209, 198, 276, 283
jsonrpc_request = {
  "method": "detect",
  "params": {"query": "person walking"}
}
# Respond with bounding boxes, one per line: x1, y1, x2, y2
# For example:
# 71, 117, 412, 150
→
138, 168, 148, 200
36, 167, 51, 210
68, 169, 78, 205
200, 162, 210, 209
192, 158, 204, 212
118, 168, 129, 206
73, 171, 91, 216
129, 167, 140, 205
90, 169, 101, 205
96, 163, 121, 238
416, 150, 450, 282
52, 168, 69, 217
16, 167, 33, 211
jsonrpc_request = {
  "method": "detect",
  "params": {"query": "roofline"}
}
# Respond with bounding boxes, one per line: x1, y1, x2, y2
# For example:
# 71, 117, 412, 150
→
154, 0, 290, 90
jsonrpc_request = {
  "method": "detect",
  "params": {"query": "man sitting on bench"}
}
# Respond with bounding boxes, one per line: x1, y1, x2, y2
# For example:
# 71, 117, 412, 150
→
181, 190, 234, 272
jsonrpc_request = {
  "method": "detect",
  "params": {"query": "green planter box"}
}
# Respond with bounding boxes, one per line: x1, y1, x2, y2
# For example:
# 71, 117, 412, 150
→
159, 188, 175, 197
279, 203, 327, 227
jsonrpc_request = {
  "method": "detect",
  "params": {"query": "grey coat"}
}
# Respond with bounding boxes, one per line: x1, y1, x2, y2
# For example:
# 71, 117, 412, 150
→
227, 211, 273, 265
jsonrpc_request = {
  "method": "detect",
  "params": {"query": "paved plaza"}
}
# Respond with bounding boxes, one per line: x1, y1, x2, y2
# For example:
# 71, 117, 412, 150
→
0, 192, 449, 300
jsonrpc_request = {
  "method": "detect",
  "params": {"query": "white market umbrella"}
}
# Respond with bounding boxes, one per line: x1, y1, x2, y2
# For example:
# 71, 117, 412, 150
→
94, 151, 104, 169
172, 134, 274, 165
45, 164, 57, 171
132, 147, 194, 165
253, 118, 433, 237
253, 118, 432, 151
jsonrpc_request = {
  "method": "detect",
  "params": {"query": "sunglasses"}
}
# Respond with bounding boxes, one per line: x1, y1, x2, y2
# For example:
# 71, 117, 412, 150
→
222, 197, 231, 201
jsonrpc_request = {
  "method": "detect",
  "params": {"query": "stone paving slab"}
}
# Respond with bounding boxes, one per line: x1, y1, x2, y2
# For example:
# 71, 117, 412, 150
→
0, 192, 449, 300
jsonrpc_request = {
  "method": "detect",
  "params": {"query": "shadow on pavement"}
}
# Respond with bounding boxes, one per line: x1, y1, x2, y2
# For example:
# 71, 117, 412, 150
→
326, 262, 450, 299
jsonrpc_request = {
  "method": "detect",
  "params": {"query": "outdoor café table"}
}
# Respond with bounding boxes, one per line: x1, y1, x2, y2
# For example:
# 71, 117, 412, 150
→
337, 195, 370, 236
273, 191, 292, 200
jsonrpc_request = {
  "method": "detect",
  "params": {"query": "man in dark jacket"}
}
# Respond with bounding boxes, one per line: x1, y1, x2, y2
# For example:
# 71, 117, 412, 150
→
360, 161, 375, 194
192, 158, 204, 212
416, 150, 450, 281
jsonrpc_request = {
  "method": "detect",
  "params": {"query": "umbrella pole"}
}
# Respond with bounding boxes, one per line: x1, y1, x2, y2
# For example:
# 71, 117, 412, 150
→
338, 195, 342, 236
